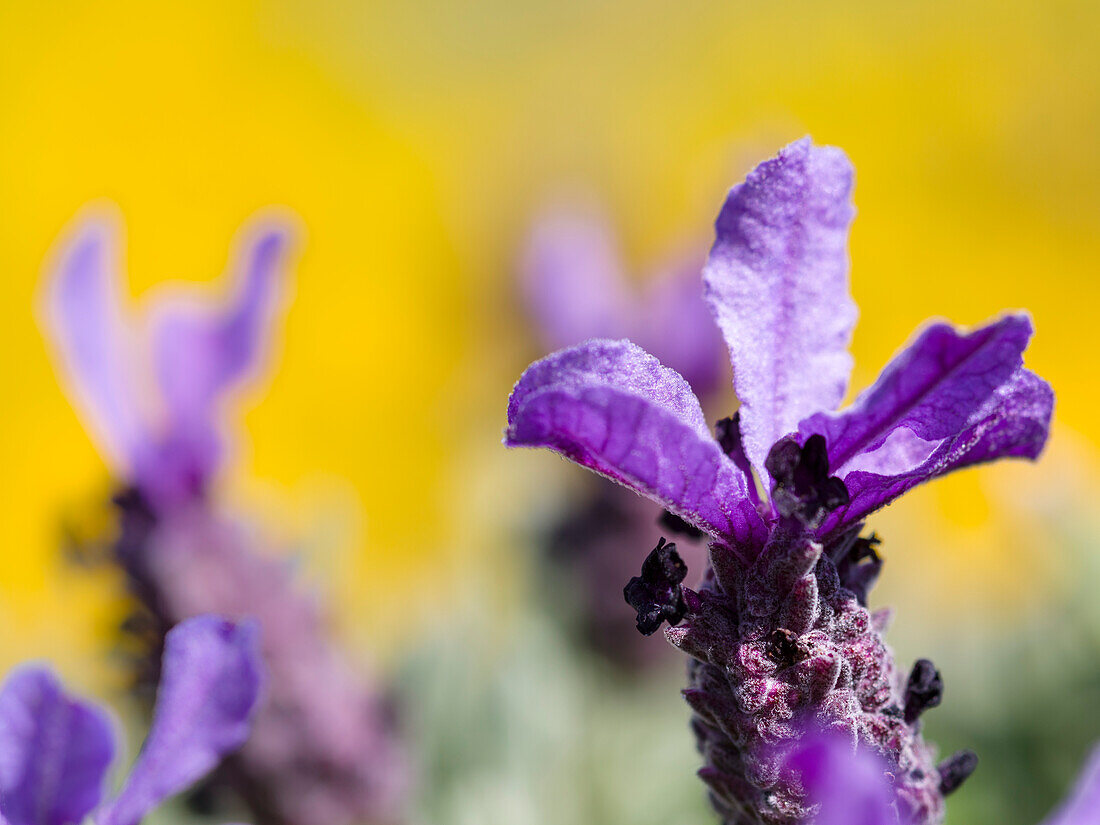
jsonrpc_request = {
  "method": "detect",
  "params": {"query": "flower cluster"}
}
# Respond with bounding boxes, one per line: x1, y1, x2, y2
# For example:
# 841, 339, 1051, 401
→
506, 139, 1061, 823
42, 213, 407, 825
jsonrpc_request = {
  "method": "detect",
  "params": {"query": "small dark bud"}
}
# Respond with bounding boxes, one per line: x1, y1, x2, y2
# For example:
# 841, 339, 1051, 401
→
714, 415, 743, 456
799, 433, 830, 479
658, 510, 704, 539
765, 627, 804, 667
938, 750, 978, 796
904, 658, 944, 724
765, 435, 850, 525
819, 477, 850, 512
836, 533, 884, 605
623, 537, 689, 635
764, 437, 803, 482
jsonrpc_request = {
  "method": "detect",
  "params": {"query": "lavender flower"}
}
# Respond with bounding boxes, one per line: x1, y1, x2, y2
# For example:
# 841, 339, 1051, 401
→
0, 616, 262, 825
506, 139, 1054, 823
42, 213, 408, 825
522, 205, 724, 396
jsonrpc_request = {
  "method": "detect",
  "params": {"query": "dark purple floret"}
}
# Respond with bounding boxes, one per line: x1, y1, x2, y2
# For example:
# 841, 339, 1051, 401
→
937, 750, 979, 796
659, 509, 705, 539
833, 532, 884, 606
624, 538, 689, 635
766, 435, 850, 526
904, 659, 944, 725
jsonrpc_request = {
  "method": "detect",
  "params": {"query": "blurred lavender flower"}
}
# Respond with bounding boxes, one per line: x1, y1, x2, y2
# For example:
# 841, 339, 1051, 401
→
520, 206, 724, 667
522, 206, 725, 396
0, 616, 262, 825
42, 214, 407, 825
794, 731, 1100, 825
506, 139, 1054, 823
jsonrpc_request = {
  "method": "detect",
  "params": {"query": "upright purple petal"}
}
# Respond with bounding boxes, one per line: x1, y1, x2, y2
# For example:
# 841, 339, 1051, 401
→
703, 138, 857, 477
520, 209, 631, 351
787, 732, 897, 825
801, 315, 1034, 472
821, 367, 1053, 534
144, 226, 290, 495
506, 339, 765, 549
1041, 744, 1100, 825
0, 668, 115, 825
96, 617, 263, 825
42, 218, 150, 476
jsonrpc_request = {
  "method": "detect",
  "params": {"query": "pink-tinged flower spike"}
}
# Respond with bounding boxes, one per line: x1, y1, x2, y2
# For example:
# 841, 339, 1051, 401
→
45, 214, 289, 512
506, 139, 1053, 824
0, 616, 262, 825
521, 207, 726, 397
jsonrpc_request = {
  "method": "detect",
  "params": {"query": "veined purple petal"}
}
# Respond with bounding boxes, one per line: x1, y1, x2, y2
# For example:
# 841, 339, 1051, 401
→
96, 617, 263, 825
820, 367, 1053, 534
787, 731, 896, 825
0, 668, 115, 825
145, 227, 290, 496
521, 209, 631, 351
704, 138, 857, 477
42, 218, 151, 477
1041, 743, 1100, 825
506, 339, 765, 549
801, 314, 1034, 472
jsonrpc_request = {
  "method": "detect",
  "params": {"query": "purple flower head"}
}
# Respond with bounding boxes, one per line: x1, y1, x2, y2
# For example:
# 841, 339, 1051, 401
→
506, 138, 1053, 823
42, 210, 294, 512
521, 205, 726, 397
0, 616, 263, 825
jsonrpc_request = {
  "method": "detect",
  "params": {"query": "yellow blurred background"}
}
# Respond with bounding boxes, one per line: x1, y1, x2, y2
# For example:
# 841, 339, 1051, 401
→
0, 0, 1097, 720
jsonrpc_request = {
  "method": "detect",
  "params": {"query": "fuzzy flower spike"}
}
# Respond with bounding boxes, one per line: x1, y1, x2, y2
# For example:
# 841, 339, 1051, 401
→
506, 138, 1054, 824
0, 616, 263, 825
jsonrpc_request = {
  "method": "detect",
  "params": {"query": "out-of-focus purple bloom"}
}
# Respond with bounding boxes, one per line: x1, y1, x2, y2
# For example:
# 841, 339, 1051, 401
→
45, 215, 288, 512
792, 733, 1100, 825
786, 730, 899, 825
1040, 745, 1100, 825
0, 616, 262, 825
42, 212, 409, 825
522, 206, 726, 397
506, 139, 1053, 823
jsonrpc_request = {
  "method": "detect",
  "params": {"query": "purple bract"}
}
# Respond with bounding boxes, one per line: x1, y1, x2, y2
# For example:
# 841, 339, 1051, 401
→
506, 138, 1054, 823
0, 616, 262, 825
